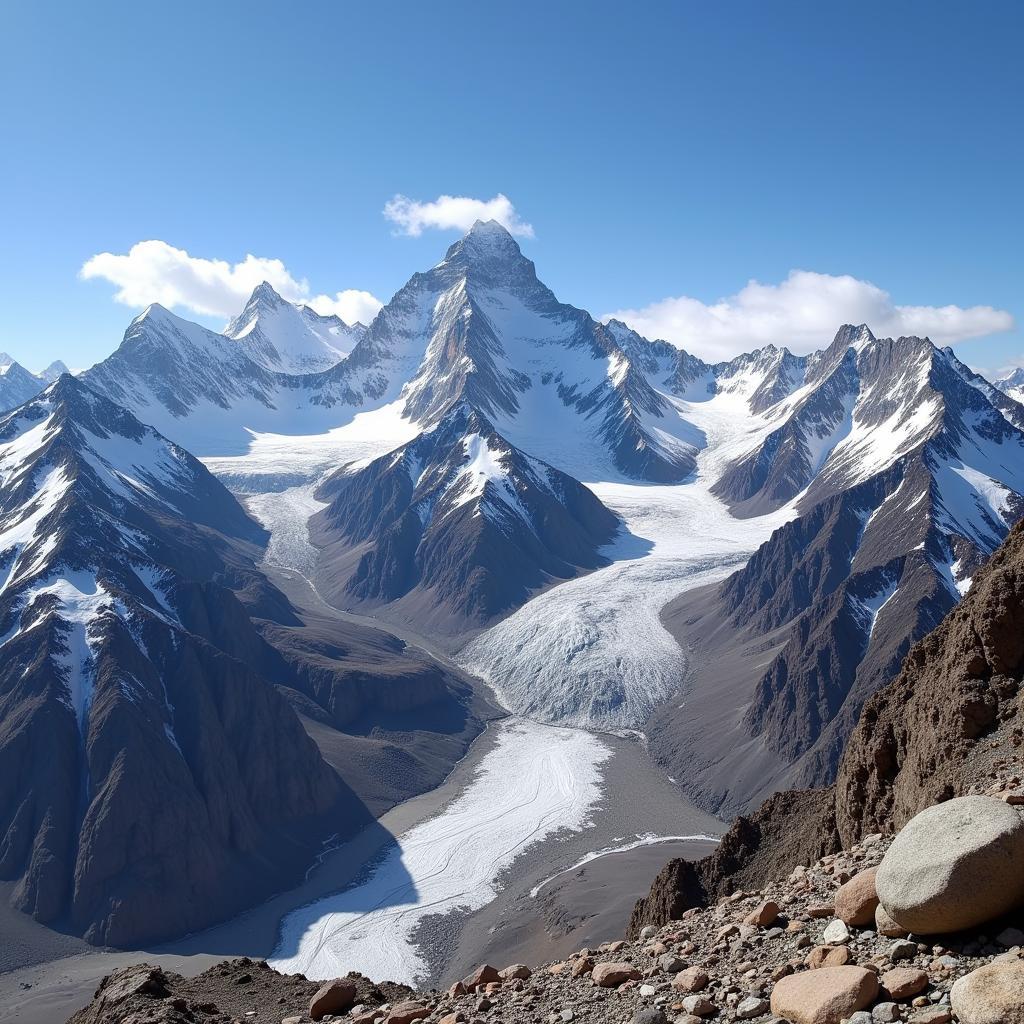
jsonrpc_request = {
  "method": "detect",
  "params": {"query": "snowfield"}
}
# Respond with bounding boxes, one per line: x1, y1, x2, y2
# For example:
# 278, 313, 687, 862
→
269, 719, 611, 985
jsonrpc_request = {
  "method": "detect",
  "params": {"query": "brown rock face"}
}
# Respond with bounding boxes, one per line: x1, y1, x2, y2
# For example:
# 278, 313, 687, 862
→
881, 967, 928, 1000
836, 519, 1024, 843
806, 946, 852, 969
875, 901, 909, 938
310, 979, 357, 1020
744, 900, 780, 926
834, 866, 879, 926
770, 966, 879, 1024
498, 964, 531, 980
672, 967, 710, 992
628, 787, 838, 937
461, 965, 500, 989
385, 1002, 430, 1024
570, 957, 594, 978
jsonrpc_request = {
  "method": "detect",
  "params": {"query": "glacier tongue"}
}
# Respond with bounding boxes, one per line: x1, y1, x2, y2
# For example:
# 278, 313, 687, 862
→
457, 394, 796, 730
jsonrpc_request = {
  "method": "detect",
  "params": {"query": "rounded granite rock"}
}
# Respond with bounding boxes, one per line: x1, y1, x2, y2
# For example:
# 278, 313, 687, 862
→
950, 960, 1024, 1024
876, 795, 1024, 934
770, 966, 879, 1024
834, 866, 879, 926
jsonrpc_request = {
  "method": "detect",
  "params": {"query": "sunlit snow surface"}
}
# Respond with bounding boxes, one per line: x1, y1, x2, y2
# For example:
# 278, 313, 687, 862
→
459, 394, 796, 729
269, 719, 611, 985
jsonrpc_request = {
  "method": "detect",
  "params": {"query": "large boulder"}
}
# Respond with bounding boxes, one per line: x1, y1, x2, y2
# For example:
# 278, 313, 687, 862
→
876, 796, 1024, 934
770, 966, 878, 1024
950, 960, 1024, 1023
834, 867, 879, 926
310, 979, 357, 1021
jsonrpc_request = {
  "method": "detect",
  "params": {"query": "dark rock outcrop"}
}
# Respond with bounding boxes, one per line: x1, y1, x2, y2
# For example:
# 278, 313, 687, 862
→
68, 959, 413, 1024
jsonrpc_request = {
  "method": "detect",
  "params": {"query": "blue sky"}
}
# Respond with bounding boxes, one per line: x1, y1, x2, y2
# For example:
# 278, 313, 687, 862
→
1, 1, 1021, 374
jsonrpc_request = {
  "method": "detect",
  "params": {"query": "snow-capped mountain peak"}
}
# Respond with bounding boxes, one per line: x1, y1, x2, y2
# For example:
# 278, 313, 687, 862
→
313, 401, 620, 630
38, 359, 71, 383
996, 365, 1024, 405
224, 281, 364, 374
0, 355, 48, 415
833, 322, 876, 351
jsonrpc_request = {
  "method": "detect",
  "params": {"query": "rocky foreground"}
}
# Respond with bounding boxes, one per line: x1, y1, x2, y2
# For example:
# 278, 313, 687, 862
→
69, 752, 1024, 1024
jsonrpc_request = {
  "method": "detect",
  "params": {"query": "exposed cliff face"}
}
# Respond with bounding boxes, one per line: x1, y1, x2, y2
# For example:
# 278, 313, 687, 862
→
633, 519, 1024, 934
835, 517, 1024, 842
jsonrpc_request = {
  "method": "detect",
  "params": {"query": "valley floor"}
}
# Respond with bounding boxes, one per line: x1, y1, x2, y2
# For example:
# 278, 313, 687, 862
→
0, 718, 719, 1023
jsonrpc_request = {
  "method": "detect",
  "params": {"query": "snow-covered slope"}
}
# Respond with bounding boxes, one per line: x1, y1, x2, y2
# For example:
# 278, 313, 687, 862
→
0, 354, 46, 413
81, 303, 375, 453
37, 359, 72, 383
996, 366, 1024, 406
313, 403, 620, 632
224, 282, 365, 374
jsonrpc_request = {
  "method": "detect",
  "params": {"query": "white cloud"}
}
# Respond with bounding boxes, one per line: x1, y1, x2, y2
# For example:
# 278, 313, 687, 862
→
305, 289, 383, 326
383, 193, 534, 238
80, 240, 382, 326
603, 270, 1014, 361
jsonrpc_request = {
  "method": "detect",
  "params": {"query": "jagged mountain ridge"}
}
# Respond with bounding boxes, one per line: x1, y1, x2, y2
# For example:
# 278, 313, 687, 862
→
224, 281, 366, 374
996, 365, 1024, 405
80, 223, 702, 483
647, 324, 1024, 816
313, 403, 620, 633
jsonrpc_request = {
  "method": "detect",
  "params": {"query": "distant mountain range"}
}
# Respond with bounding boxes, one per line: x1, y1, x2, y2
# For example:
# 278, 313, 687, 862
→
0, 353, 70, 413
2, 220, 1023, 950
996, 365, 1024, 405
